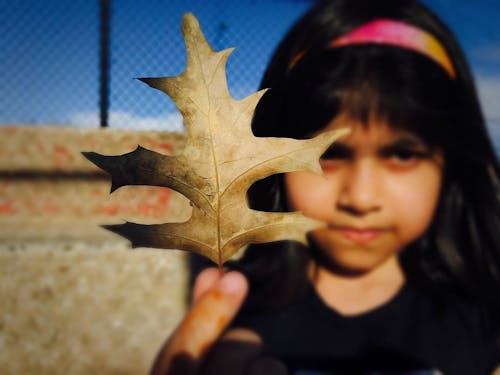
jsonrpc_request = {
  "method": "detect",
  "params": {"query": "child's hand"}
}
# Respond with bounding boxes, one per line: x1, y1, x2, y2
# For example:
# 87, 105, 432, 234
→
150, 268, 288, 375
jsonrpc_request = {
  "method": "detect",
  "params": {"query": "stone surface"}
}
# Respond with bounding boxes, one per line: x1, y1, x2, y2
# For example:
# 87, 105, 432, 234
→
0, 242, 188, 375
0, 126, 192, 374
0, 126, 185, 172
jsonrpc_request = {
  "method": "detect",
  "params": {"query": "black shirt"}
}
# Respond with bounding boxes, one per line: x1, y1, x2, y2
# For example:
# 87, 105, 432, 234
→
232, 282, 499, 375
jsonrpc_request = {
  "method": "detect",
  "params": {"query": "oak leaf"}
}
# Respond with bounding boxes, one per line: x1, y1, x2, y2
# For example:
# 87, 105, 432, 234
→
83, 13, 348, 267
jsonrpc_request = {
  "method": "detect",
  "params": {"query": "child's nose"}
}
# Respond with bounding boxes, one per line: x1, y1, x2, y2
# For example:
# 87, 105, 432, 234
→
336, 161, 381, 216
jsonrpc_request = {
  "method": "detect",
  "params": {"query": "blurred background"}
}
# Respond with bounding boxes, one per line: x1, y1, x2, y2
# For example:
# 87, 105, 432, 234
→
1, 0, 314, 130
1, 0, 499, 153
0, 1, 499, 374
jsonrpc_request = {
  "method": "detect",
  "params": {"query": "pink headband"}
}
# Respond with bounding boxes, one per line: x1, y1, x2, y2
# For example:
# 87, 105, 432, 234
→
290, 19, 456, 79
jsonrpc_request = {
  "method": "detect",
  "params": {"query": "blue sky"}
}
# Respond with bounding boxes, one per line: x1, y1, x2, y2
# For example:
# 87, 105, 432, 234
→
1, 0, 500, 152
421, 0, 500, 152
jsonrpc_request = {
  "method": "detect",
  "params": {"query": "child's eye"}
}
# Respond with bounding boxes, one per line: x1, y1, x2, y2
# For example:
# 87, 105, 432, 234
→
390, 149, 419, 161
383, 148, 429, 166
319, 146, 351, 170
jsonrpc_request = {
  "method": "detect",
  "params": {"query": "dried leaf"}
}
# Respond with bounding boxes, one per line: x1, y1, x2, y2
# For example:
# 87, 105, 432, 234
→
83, 13, 348, 267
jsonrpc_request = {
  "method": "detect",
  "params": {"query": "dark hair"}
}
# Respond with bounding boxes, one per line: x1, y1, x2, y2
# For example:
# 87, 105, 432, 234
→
230, 0, 500, 316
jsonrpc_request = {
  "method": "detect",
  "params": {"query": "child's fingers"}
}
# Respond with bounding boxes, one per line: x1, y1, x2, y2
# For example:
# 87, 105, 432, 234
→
202, 328, 289, 375
150, 271, 248, 375
201, 328, 262, 375
192, 267, 220, 303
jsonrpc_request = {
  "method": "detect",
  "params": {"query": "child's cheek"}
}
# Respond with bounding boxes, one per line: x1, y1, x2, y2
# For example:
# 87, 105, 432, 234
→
284, 172, 334, 220
389, 164, 442, 242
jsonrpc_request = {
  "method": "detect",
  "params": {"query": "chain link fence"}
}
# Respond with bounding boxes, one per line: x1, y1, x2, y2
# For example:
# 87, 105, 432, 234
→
1, 0, 99, 126
2, 0, 500, 154
1, 0, 313, 130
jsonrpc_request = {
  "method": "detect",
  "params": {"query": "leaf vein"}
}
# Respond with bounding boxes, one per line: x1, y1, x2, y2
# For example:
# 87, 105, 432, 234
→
220, 143, 319, 199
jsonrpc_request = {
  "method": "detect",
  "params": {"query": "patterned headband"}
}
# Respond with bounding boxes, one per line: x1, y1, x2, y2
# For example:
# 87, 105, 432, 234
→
290, 19, 456, 79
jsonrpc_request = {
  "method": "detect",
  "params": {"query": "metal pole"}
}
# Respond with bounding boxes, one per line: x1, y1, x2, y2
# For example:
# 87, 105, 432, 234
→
99, 0, 110, 127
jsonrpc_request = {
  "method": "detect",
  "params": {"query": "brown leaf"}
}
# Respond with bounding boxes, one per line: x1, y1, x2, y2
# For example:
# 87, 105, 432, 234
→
83, 13, 348, 267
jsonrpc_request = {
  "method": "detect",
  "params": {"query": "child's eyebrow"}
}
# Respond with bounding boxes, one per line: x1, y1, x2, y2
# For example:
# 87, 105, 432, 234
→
379, 137, 430, 151
320, 142, 353, 158
320, 136, 433, 159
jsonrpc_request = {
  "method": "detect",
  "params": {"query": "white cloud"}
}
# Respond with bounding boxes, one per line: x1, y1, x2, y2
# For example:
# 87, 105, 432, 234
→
471, 46, 500, 62
66, 80, 500, 152
67, 110, 184, 131
66, 111, 99, 128
476, 75, 500, 121
476, 75, 500, 152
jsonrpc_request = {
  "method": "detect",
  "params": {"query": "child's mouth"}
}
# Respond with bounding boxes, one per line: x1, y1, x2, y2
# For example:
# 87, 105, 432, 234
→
332, 226, 384, 243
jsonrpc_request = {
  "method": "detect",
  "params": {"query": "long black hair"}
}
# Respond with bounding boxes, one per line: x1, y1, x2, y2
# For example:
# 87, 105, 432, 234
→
229, 0, 500, 315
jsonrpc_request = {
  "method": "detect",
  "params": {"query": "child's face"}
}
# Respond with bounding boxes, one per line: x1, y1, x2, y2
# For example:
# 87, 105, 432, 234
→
285, 114, 444, 274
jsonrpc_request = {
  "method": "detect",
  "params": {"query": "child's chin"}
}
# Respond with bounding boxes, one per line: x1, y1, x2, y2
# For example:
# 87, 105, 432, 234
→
319, 248, 394, 276
319, 254, 377, 276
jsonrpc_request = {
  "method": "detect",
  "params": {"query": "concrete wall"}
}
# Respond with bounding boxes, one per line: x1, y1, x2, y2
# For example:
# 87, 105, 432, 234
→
0, 126, 191, 374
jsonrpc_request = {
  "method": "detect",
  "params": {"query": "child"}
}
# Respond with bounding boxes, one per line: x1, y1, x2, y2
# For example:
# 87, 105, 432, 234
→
151, 0, 500, 374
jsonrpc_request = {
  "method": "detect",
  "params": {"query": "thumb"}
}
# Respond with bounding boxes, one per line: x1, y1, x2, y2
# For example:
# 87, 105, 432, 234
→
192, 267, 222, 303
151, 271, 248, 375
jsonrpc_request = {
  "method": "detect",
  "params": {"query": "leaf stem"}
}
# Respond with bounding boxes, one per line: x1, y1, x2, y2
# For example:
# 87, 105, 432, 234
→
218, 261, 224, 276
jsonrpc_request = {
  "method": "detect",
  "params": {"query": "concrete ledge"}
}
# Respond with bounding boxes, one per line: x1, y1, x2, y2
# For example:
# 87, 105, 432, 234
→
0, 125, 185, 172
0, 243, 187, 375
0, 125, 191, 237
0, 126, 191, 374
